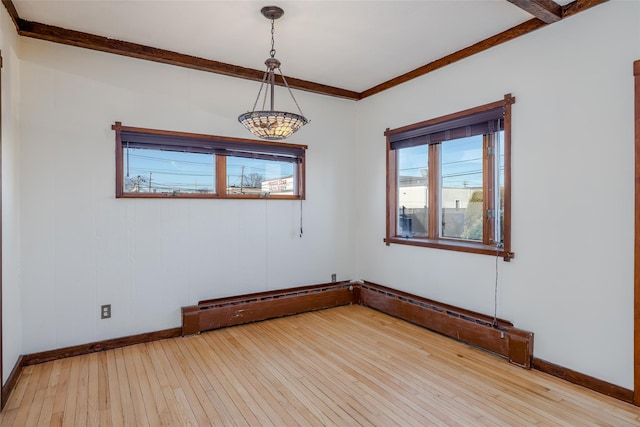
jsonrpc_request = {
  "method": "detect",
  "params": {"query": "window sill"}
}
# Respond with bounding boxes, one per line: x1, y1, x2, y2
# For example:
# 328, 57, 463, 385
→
118, 193, 219, 199
117, 193, 302, 200
384, 236, 514, 261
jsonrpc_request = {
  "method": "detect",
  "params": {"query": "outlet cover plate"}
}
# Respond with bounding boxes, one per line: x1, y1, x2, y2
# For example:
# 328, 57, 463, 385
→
101, 304, 111, 319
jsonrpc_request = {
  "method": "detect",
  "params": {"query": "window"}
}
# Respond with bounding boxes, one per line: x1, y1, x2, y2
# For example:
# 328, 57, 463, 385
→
385, 94, 514, 260
113, 122, 306, 199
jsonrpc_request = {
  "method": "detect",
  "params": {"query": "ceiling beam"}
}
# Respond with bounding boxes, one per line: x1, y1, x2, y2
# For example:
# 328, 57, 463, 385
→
562, 0, 609, 18
2, 0, 608, 101
360, 18, 547, 99
360, 0, 608, 99
15, 19, 361, 101
506, 0, 562, 23
0, 0, 19, 30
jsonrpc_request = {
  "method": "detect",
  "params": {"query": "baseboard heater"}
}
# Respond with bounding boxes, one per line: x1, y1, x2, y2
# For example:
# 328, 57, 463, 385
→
359, 281, 533, 368
181, 281, 355, 336
181, 280, 533, 368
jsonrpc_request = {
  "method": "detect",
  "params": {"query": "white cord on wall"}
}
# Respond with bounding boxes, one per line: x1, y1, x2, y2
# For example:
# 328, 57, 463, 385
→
299, 197, 303, 238
493, 242, 503, 327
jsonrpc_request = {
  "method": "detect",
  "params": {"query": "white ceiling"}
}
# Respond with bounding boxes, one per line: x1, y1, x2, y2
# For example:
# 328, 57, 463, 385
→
13, 1, 559, 92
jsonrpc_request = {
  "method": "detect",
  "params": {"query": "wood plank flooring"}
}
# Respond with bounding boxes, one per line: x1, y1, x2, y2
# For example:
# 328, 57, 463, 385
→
1, 305, 639, 426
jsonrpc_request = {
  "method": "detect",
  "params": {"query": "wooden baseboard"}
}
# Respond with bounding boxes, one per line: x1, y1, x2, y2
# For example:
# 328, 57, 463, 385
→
1, 328, 181, 408
22, 327, 182, 366
182, 281, 356, 335
359, 281, 534, 368
5, 281, 632, 409
1, 355, 24, 410
532, 358, 634, 404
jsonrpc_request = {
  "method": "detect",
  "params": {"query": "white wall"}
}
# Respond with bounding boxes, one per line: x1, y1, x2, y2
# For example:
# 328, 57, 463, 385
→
356, 1, 639, 389
11, 0, 640, 392
18, 38, 357, 354
1, 5, 21, 384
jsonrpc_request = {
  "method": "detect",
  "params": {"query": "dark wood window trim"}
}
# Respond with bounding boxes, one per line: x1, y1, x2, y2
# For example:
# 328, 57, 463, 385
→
113, 122, 307, 200
0, 51, 4, 409
385, 94, 514, 260
633, 59, 640, 406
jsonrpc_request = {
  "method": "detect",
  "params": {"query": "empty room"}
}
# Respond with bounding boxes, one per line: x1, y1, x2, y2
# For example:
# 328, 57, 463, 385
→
1, 0, 640, 425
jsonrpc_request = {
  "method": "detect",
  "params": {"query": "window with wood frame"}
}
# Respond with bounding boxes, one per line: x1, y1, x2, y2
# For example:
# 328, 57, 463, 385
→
385, 94, 514, 260
113, 122, 306, 199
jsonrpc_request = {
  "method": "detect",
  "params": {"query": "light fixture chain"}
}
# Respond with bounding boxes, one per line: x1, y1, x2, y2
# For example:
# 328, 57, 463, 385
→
270, 19, 276, 58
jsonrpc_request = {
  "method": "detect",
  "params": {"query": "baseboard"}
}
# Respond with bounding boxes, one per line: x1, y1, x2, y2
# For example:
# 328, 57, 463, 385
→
359, 281, 534, 368
532, 358, 634, 404
1, 328, 181, 408
22, 327, 182, 366
1, 354, 24, 410
6, 282, 633, 409
182, 281, 356, 335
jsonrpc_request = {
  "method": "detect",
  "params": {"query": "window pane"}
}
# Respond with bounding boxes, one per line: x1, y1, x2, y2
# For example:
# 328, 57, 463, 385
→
123, 147, 215, 194
441, 135, 483, 241
226, 156, 296, 195
397, 145, 428, 237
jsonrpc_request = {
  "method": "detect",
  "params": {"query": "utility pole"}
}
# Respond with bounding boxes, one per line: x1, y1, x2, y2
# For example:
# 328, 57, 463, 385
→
240, 165, 245, 194
148, 172, 152, 192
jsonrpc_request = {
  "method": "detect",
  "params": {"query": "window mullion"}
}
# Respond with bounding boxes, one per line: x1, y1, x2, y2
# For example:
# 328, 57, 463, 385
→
215, 154, 226, 196
428, 144, 440, 239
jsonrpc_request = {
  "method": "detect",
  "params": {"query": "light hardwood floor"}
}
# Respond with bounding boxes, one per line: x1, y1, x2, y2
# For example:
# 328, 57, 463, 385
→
1, 305, 639, 426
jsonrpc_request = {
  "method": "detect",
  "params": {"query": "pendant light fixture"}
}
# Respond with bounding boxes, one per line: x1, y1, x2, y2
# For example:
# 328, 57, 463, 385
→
238, 6, 309, 140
